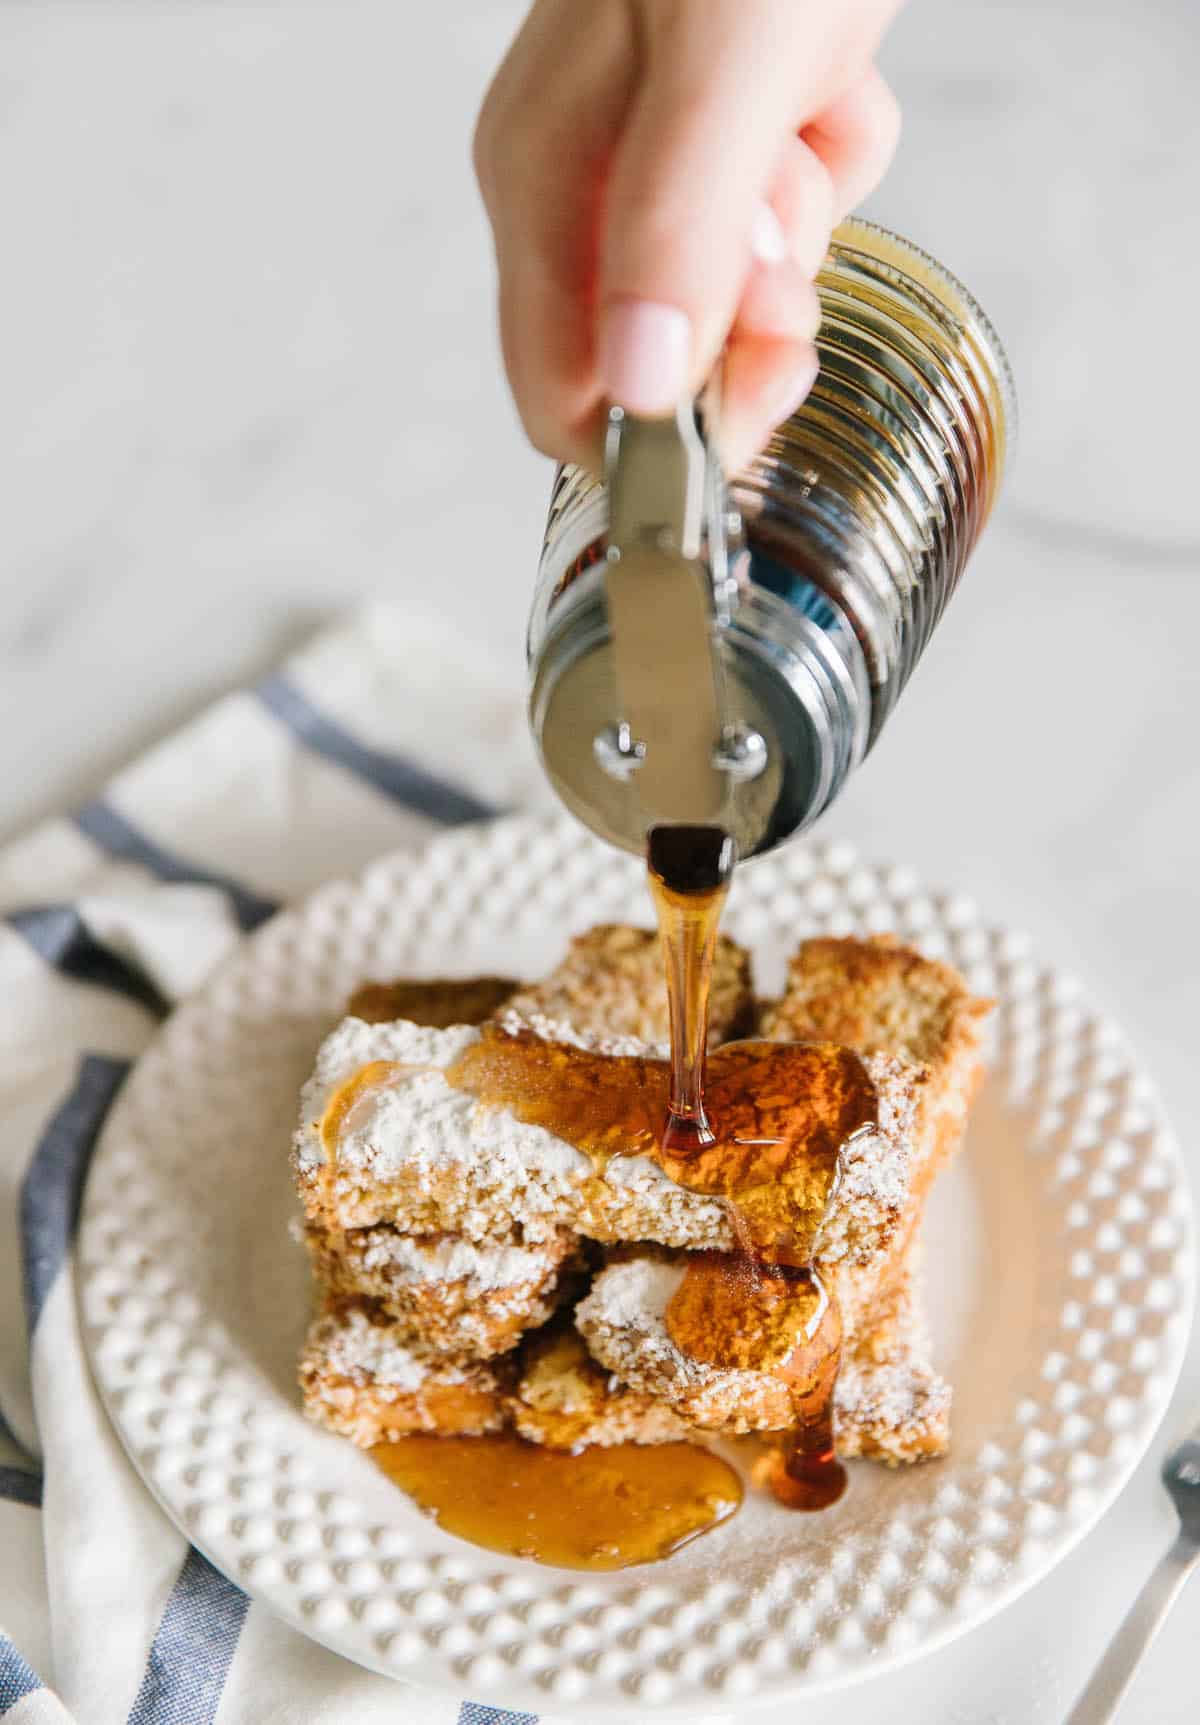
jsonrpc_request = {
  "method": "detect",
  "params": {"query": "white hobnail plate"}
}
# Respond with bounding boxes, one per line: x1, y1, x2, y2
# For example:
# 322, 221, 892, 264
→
78, 815, 1194, 1718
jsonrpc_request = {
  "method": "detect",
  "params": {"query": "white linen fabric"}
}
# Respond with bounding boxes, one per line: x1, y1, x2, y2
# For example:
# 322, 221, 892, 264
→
0, 607, 549, 1725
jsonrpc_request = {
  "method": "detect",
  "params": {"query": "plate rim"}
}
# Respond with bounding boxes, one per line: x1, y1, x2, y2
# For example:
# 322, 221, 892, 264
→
77, 812, 1198, 1717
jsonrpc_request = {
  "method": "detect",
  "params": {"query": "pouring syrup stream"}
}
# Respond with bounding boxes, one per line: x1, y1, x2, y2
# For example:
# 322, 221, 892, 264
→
646, 822, 849, 1510
646, 824, 735, 1155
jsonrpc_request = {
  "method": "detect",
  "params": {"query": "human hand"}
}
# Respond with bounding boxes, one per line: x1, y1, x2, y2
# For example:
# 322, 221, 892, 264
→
474, 0, 903, 474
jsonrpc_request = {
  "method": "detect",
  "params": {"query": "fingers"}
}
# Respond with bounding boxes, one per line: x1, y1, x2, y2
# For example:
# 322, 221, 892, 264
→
719, 333, 820, 476
802, 64, 902, 220
712, 144, 831, 473
476, 0, 903, 470
762, 137, 838, 278
598, 2, 833, 415
473, 0, 633, 463
717, 64, 900, 472
736, 254, 822, 344
597, 8, 898, 426
497, 255, 601, 467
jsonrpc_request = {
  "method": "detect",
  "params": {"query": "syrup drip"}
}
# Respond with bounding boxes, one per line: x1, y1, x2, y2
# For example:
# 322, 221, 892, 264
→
647, 823, 851, 1510
371, 1433, 741, 1569
665, 1252, 847, 1511
320, 1060, 397, 1156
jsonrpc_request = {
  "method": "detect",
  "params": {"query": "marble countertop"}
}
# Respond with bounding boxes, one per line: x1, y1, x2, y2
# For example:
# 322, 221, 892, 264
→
2, 2, 1198, 1720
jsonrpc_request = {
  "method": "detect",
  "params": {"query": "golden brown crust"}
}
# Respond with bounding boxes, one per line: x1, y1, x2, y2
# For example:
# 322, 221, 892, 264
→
764, 934, 991, 1342
503, 924, 755, 1049
294, 1141, 737, 1249
304, 1376, 507, 1446
760, 935, 991, 1073
507, 1322, 691, 1450
303, 1224, 583, 1357
823, 1246, 951, 1464
520, 1240, 949, 1462
298, 1297, 512, 1446
346, 976, 518, 1027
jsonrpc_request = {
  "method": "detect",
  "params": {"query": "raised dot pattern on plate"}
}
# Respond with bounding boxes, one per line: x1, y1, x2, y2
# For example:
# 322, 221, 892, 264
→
78, 815, 1194, 1715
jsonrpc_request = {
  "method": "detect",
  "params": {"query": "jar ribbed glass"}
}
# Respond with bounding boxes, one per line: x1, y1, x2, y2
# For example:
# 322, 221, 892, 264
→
529, 219, 1015, 857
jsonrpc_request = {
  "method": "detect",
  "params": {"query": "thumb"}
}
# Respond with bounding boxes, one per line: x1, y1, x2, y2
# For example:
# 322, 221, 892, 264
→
597, 0, 891, 416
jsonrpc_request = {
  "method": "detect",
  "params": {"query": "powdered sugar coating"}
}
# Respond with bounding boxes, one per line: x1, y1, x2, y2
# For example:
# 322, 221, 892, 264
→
576, 1256, 798, 1430
294, 1018, 481, 1170
816, 1050, 921, 1259
835, 1342, 947, 1441
311, 1304, 466, 1389
299, 1302, 509, 1443
353, 1230, 562, 1292
497, 1007, 666, 1060
303, 1220, 576, 1358
582, 1255, 684, 1340
294, 1018, 590, 1188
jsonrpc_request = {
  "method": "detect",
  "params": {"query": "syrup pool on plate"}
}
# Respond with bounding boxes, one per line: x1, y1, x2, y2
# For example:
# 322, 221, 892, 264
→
371, 1433, 741, 1570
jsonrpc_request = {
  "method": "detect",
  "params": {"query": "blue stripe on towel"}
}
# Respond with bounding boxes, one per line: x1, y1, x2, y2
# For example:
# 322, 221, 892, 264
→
457, 1708, 539, 1725
257, 674, 499, 824
0, 1467, 42, 1509
7, 908, 168, 1017
127, 1548, 248, 1725
0, 1406, 41, 1505
0, 1634, 42, 1710
19, 1055, 131, 1333
74, 801, 279, 932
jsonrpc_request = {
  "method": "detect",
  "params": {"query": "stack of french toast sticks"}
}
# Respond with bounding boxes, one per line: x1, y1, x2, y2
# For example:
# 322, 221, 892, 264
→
293, 926, 990, 1468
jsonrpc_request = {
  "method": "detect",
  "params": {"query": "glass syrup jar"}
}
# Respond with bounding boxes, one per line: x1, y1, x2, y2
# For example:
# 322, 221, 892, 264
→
528, 218, 1016, 860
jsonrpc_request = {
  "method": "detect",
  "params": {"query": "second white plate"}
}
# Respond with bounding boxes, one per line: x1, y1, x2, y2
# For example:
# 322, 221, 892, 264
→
77, 816, 1194, 1717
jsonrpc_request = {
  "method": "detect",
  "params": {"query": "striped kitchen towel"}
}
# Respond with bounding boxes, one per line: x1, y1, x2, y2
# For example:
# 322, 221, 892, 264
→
0, 607, 553, 1725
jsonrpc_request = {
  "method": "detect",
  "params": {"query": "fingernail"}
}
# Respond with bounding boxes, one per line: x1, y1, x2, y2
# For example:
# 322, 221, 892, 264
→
599, 297, 691, 416
751, 201, 788, 266
763, 346, 820, 426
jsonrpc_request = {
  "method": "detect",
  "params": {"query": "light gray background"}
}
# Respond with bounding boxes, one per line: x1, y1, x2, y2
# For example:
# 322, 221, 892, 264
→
2, 2, 1198, 1720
